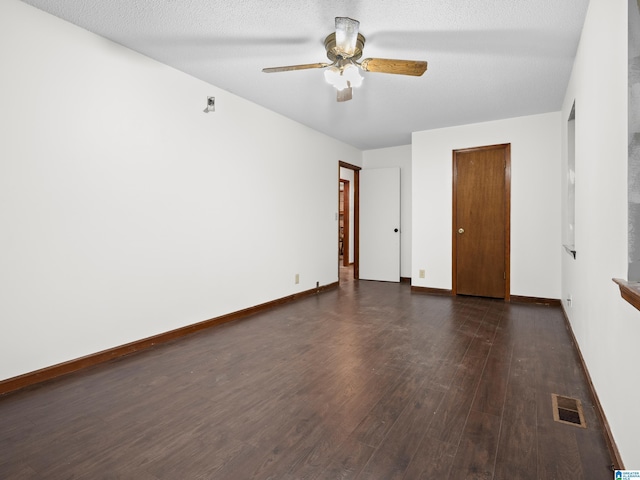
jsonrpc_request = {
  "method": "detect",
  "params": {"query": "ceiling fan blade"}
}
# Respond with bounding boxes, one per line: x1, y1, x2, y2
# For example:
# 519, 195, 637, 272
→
335, 17, 360, 58
262, 62, 329, 73
337, 87, 353, 102
360, 58, 428, 76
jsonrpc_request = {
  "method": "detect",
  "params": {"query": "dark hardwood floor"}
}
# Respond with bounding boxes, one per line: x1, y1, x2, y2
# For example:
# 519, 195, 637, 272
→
0, 265, 613, 479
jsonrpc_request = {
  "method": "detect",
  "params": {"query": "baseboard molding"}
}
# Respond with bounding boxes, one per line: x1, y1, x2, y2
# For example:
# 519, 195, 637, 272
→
510, 295, 561, 306
561, 305, 625, 470
410, 288, 561, 306
400, 277, 411, 284
411, 286, 453, 296
0, 281, 339, 396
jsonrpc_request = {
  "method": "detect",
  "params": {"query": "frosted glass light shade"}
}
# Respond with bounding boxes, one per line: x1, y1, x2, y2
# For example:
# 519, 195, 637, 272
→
342, 64, 363, 88
324, 64, 363, 91
324, 66, 348, 90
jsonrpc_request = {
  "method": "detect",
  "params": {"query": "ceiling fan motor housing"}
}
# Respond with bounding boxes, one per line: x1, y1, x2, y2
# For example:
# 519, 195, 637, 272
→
324, 32, 366, 61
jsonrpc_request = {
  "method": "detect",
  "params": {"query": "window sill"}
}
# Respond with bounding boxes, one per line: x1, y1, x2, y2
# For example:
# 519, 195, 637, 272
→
613, 278, 640, 312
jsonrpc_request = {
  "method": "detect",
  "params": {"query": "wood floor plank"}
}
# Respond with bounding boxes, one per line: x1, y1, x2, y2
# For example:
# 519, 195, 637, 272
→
574, 427, 616, 478
537, 422, 585, 479
311, 436, 374, 480
356, 384, 445, 480
202, 441, 262, 479
243, 413, 328, 479
448, 410, 501, 480
492, 357, 538, 479
0, 462, 40, 480
471, 353, 511, 417
424, 348, 487, 446
401, 435, 457, 480
350, 366, 424, 448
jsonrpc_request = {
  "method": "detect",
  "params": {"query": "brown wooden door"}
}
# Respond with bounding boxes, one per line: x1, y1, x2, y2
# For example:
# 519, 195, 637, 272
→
453, 144, 510, 299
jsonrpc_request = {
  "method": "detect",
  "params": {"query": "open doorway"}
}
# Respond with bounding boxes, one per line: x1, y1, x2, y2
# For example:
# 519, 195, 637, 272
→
339, 161, 360, 280
339, 179, 350, 267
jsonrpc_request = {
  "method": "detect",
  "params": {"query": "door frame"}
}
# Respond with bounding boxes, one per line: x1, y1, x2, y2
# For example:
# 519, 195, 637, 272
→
452, 143, 511, 300
339, 161, 361, 279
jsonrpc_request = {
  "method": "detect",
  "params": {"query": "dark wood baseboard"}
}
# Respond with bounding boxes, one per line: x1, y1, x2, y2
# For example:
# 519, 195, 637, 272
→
411, 288, 560, 306
0, 281, 339, 396
510, 295, 561, 306
400, 277, 411, 284
561, 305, 625, 471
411, 286, 453, 296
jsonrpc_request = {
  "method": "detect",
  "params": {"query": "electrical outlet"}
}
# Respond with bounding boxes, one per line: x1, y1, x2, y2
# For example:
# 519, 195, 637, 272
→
419, 269, 425, 278
295, 274, 299, 284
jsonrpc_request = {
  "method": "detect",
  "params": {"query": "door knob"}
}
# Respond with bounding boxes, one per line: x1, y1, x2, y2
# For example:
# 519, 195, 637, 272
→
394, 228, 399, 233
458, 228, 465, 234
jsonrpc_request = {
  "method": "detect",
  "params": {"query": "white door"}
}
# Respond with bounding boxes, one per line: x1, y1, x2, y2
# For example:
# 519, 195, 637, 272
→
359, 167, 400, 282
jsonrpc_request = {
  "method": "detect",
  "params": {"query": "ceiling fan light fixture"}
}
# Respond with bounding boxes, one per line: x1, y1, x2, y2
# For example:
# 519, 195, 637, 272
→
324, 63, 363, 91
342, 63, 363, 88
324, 66, 348, 91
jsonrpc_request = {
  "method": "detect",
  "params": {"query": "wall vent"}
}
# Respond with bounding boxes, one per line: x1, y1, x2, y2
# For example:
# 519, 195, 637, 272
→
552, 393, 586, 428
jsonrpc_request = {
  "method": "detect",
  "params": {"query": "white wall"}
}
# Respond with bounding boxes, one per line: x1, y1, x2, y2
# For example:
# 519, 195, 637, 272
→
412, 113, 562, 299
561, 0, 640, 468
363, 145, 412, 278
0, 0, 361, 381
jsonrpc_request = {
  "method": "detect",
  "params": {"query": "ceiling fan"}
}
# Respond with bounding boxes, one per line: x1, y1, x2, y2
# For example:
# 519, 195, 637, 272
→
262, 17, 428, 102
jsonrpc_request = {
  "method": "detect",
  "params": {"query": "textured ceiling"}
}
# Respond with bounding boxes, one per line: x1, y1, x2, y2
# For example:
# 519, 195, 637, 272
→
20, 0, 590, 150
